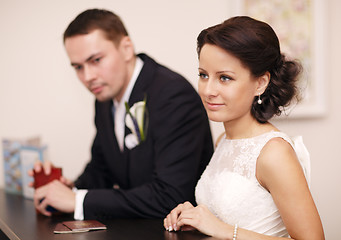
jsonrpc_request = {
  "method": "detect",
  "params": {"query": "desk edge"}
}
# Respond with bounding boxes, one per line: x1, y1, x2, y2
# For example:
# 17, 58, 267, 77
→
0, 217, 20, 240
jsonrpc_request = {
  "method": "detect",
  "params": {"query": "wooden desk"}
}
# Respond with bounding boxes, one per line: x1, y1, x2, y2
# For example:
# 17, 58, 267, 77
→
0, 189, 214, 240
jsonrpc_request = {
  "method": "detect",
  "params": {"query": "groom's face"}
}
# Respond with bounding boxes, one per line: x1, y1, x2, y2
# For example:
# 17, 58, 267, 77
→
64, 29, 132, 102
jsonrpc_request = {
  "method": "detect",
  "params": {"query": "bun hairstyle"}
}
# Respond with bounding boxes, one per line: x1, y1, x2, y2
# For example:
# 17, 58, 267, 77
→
197, 16, 302, 123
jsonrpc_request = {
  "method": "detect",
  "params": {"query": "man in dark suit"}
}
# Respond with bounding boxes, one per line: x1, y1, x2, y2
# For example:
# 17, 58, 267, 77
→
32, 9, 213, 220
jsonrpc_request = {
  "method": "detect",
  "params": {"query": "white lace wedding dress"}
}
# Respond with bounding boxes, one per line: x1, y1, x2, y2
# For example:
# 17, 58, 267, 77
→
195, 131, 310, 237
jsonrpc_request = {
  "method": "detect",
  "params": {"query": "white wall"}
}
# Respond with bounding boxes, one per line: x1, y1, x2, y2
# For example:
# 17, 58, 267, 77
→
0, 0, 340, 238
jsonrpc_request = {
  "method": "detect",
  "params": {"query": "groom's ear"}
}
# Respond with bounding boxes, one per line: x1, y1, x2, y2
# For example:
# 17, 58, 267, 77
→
118, 36, 135, 62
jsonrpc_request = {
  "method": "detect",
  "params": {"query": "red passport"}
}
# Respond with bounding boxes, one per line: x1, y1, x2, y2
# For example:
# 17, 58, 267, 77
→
33, 167, 62, 189
54, 220, 107, 234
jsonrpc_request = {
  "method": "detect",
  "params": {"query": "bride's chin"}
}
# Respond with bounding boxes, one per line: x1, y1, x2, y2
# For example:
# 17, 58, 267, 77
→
206, 114, 225, 123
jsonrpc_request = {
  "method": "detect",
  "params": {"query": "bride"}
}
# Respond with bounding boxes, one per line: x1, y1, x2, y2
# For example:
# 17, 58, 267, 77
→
163, 16, 324, 240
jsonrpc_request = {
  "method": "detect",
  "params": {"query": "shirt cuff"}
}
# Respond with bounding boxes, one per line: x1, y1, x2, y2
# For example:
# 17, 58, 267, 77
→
73, 189, 88, 220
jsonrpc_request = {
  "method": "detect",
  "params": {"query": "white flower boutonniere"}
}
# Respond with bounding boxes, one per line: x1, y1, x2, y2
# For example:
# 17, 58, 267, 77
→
124, 95, 148, 150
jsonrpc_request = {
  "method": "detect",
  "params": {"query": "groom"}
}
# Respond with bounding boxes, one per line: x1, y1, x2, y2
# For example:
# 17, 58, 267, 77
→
32, 9, 213, 220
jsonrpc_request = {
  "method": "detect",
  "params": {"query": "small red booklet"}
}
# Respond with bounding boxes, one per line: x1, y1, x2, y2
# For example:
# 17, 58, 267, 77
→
33, 166, 62, 213
54, 220, 107, 234
33, 167, 62, 189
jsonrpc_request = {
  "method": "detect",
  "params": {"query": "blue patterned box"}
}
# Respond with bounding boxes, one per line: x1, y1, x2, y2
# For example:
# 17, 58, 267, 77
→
2, 138, 46, 198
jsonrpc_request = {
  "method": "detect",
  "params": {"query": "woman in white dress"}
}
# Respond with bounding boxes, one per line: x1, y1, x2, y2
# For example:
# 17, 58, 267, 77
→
164, 16, 324, 239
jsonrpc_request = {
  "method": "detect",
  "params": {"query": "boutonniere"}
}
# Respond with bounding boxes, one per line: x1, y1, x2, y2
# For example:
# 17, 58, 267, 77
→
124, 95, 148, 150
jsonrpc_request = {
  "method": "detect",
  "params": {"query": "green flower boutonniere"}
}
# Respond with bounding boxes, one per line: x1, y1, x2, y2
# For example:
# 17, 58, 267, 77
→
124, 95, 148, 149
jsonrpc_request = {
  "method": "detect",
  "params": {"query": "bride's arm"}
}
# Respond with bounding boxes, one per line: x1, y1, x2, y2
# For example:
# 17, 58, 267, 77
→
254, 138, 324, 240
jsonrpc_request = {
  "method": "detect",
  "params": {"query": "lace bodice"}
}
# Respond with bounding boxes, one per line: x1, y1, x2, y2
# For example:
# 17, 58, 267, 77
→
195, 131, 310, 237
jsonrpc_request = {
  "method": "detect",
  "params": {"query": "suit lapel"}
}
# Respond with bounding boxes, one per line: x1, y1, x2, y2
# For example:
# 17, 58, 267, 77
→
128, 54, 156, 105
123, 54, 156, 152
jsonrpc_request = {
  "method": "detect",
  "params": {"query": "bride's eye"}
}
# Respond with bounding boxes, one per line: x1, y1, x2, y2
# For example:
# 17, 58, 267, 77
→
198, 73, 208, 79
220, 75, 232, 82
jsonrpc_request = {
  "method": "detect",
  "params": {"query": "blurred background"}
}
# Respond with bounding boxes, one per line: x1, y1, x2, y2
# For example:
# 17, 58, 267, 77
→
0, 0, 340, 238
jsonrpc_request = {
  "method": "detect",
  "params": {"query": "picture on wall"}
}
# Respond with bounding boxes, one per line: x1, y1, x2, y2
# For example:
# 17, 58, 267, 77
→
234, 0, 326, 118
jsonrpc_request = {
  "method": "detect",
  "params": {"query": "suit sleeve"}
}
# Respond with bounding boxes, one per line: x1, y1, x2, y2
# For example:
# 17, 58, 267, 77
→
82, 76, 213, 220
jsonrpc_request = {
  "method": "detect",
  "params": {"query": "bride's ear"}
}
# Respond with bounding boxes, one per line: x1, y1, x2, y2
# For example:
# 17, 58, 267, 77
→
255, 71, 270, 95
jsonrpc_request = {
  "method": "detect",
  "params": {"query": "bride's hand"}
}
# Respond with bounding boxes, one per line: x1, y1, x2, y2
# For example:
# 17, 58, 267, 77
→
164, 201, 195, 231
175, 204, 232, 238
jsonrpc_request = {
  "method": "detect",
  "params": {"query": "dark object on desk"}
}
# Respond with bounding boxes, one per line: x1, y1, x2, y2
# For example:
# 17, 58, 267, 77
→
54, 220, 107, 234
33, 167, 62, 213
38, 198, 57, 213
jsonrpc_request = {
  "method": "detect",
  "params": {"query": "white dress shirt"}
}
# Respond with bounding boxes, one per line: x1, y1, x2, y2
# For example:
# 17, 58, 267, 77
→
74, 57, 144, 220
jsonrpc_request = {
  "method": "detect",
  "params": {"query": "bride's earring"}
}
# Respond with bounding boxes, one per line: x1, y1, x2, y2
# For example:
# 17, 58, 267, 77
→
257, 94, 262, 105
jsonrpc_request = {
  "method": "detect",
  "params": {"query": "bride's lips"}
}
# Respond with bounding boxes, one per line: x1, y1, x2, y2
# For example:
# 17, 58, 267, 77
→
205, 101, 225, 110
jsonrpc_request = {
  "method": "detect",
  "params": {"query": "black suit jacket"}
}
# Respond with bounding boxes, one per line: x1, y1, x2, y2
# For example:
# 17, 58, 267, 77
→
74, 53, 213, 219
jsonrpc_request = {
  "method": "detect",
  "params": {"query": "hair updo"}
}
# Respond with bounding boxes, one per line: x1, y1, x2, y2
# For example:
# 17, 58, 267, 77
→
197, 16, 302, 123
